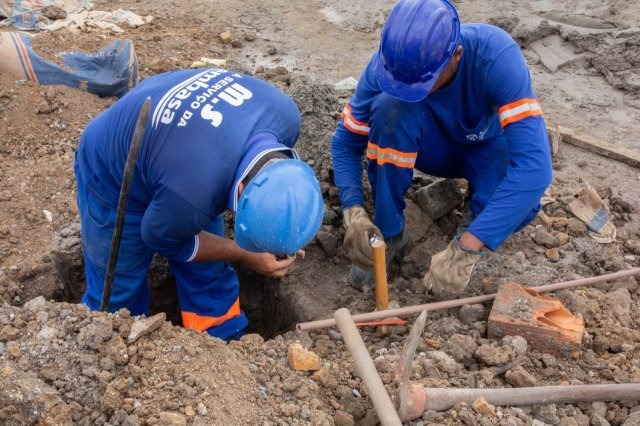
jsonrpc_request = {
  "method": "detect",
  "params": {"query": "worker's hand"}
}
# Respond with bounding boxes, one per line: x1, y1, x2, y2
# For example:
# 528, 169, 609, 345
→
423, 234, 483, 296
342, 205, 383, 270
241, 252, 295, 278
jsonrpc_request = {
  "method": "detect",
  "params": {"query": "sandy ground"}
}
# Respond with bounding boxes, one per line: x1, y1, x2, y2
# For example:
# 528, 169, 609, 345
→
1, 0, 640, 425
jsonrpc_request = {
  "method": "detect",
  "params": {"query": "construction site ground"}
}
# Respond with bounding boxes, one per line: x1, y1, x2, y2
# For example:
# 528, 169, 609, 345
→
1, 0, 640, 425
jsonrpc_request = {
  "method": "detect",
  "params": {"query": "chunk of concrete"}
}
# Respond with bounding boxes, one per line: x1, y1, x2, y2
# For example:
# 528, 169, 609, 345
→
414, 178, 463, 220
530, 35, 589, 73
127, 312, 166, 344
404, 199, 434, 242
334, 77, 358, 92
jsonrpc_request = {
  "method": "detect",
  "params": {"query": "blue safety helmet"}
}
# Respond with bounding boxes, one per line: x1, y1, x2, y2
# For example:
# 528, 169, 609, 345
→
375, 0, 460, 102
235, 159, 324, 255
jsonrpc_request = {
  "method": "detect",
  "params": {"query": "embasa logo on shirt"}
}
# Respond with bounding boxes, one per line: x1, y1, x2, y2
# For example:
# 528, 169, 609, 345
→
465, 128, 488, 142
152, 69, 253, 128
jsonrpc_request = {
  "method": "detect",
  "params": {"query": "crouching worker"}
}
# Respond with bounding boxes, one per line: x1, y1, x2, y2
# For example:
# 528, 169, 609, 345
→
74, 68, 324, 340
331, 0, 553, 295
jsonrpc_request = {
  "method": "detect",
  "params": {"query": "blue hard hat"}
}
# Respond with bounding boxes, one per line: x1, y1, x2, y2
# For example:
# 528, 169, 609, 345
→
375, 0, 460, 102
234, 159, 324, 255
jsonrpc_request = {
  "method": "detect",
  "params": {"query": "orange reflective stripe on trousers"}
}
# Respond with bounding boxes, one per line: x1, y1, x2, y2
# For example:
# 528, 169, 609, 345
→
181, 297, 242, 332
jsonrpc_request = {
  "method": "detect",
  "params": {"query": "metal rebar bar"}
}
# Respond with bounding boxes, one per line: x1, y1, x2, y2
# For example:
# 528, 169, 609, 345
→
422, 384, 640, 412
296, 267, 640, 332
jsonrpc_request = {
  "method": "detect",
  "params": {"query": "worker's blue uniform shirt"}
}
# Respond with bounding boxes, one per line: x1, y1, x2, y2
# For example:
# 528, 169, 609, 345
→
331, 23, 553, 250
77, 68, 300, 261
75, 68, 301, 339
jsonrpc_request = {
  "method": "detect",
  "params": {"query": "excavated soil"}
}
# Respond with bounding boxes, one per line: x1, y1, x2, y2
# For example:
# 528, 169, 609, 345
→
1, 0, 640, 425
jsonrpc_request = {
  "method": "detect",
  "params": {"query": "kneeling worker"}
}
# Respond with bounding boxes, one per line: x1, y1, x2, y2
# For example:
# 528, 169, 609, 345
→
331, 0, 553, 294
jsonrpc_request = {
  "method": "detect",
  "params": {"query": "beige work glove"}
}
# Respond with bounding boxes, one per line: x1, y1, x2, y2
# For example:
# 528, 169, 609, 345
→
342, 205, 383, 270
423, 236, 483, 296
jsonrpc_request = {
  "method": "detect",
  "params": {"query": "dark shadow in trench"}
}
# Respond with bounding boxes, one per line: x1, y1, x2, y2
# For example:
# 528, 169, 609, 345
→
52, 251, 298, 340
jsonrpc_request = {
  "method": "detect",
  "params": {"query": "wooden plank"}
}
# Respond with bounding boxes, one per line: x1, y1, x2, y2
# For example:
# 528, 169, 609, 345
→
557, 125, 640, 169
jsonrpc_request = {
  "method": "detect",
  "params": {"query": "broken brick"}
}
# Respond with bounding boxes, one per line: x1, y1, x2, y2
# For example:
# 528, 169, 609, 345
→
487, 282, 584, 359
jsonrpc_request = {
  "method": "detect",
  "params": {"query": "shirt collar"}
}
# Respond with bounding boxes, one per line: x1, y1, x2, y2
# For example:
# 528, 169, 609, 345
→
228, 132, 299, 211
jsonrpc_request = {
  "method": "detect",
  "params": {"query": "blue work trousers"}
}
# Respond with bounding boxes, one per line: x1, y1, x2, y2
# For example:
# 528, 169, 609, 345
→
75, 163, 248, 340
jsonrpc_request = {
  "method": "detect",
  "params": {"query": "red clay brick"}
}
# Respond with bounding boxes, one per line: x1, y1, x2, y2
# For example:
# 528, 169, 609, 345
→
487, 282, 584, 358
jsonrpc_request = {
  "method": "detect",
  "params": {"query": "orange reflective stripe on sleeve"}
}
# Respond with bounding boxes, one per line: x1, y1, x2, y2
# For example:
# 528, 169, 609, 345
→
366, 142, 417, 168
498, 98, 543, 128
341, 104, 370, 136
181, 298, 241, 332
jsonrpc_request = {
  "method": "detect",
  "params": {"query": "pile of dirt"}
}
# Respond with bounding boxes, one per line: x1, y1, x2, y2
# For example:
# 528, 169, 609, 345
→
2, 276, 640, 425
1, 0, 640, 424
